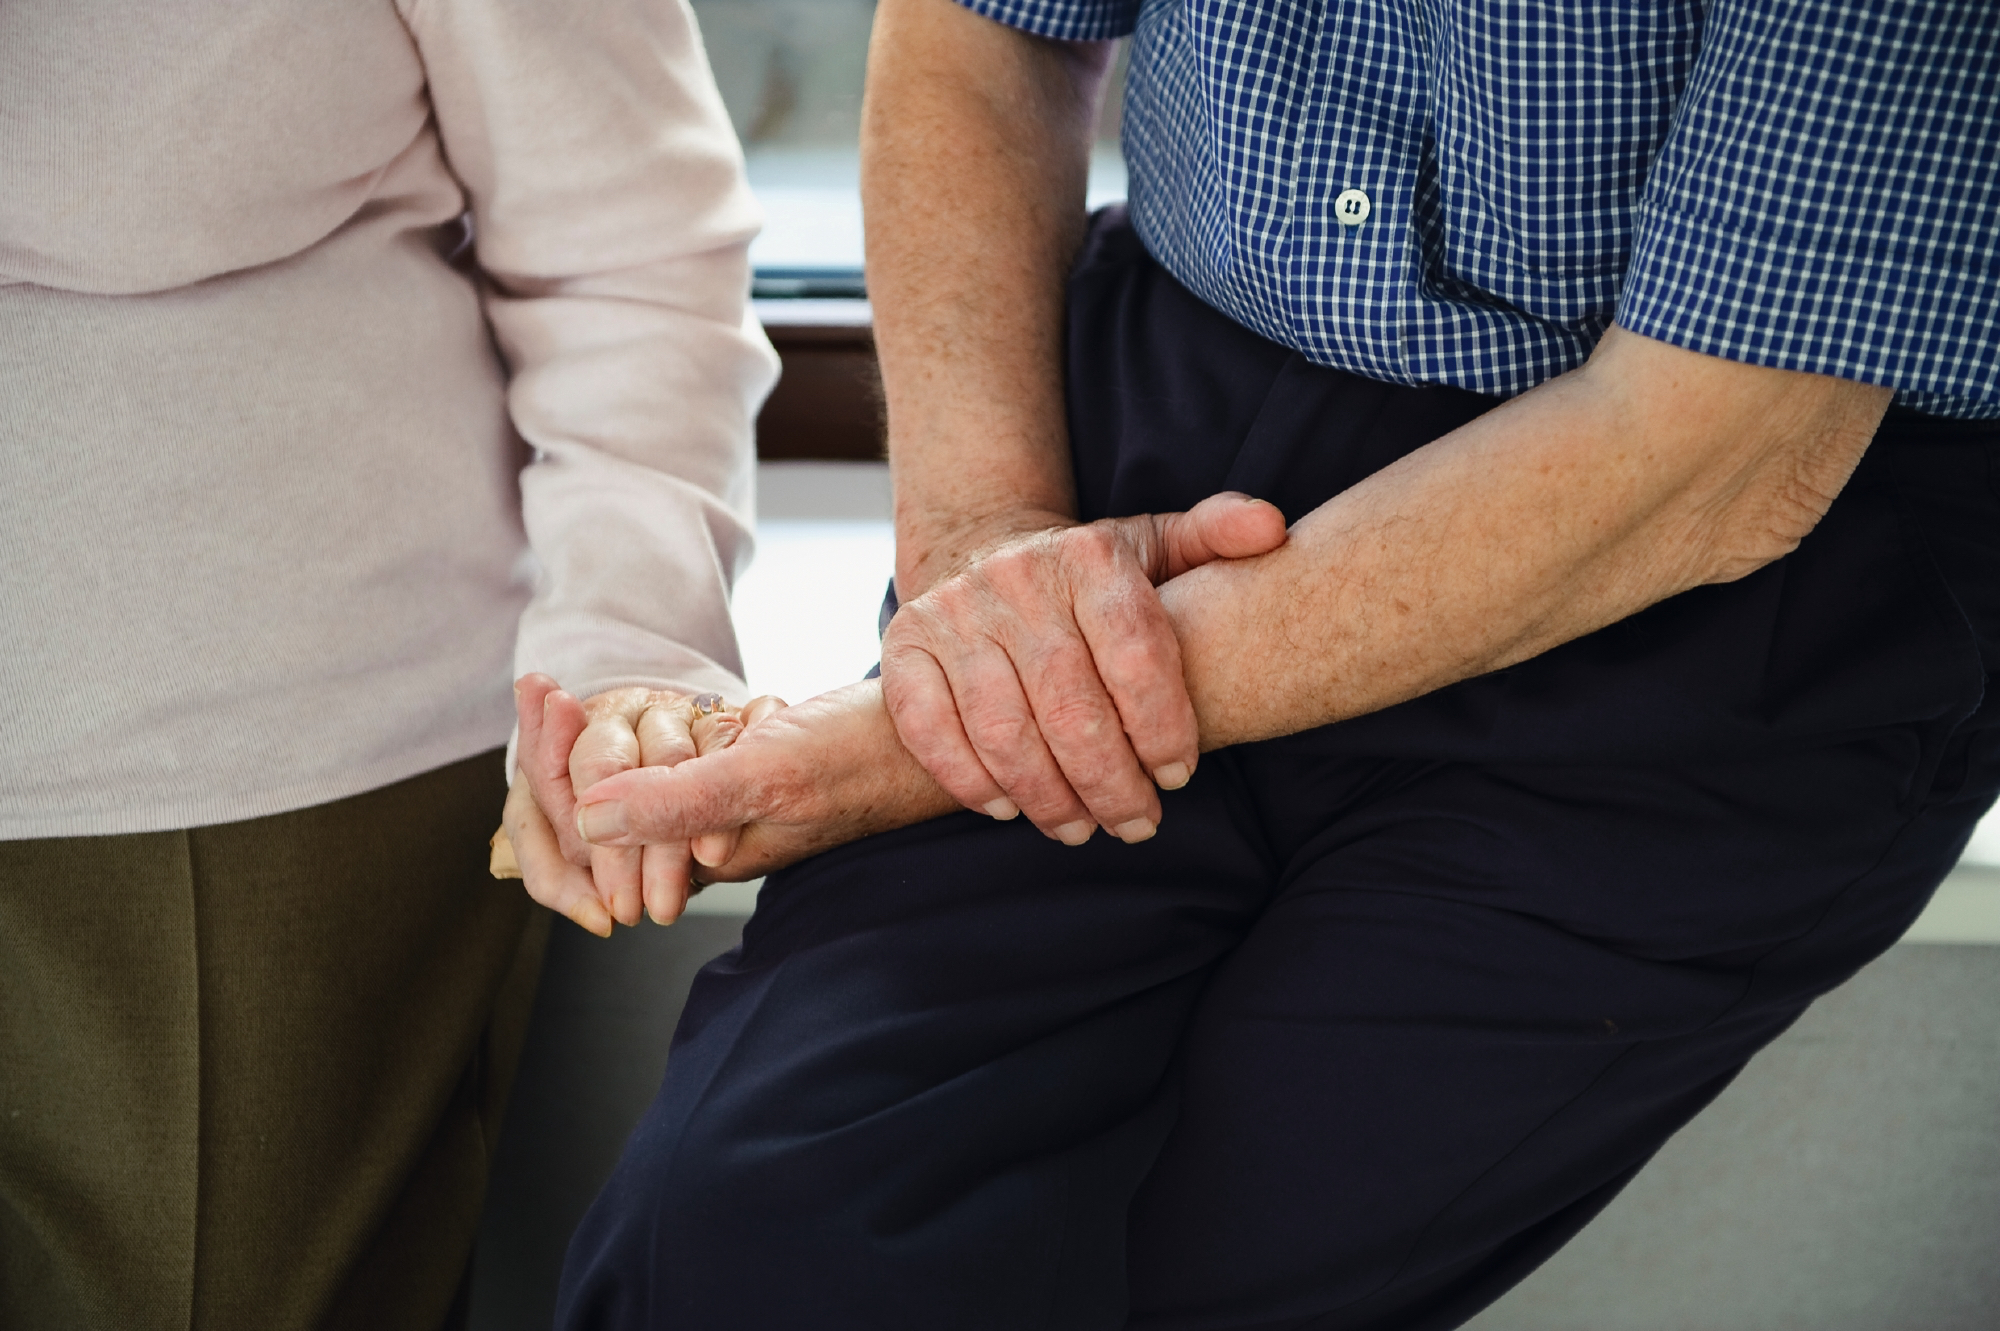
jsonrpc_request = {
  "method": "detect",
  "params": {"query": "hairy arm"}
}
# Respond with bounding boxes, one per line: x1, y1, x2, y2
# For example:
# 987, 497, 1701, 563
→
1168, 326, 1892, 749
864, 0, 1291, 846
863, 0, 1111, 597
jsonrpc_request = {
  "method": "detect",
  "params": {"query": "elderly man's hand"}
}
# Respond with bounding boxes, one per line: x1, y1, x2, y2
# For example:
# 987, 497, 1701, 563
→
500, 675, 755, 934
880, 491, 1286, 847
568, 679, 961, 881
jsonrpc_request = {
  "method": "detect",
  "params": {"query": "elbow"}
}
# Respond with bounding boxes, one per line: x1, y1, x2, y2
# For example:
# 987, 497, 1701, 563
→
1699, 535, 1803, 586
1696, 471, 1846, 586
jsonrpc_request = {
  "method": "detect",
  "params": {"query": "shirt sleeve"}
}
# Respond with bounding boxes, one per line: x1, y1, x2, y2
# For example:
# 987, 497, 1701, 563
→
403, 0, 780, 714
956, 0, 1140, 43
1615, 0, 2000, 416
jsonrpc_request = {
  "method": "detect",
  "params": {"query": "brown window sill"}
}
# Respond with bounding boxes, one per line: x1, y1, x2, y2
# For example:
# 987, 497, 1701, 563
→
755, 299, 882, 462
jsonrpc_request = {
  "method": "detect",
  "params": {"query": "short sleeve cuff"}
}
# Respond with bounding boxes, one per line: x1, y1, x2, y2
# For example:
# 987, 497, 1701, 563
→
1611, 0, 2000, 418
1616, 203, 2000, 419
954, 0, 1140, 43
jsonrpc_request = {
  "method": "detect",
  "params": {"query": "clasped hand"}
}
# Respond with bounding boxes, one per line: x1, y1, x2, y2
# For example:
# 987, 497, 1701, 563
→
501, 674, 961, 934
500, 491, 1286, 931
499, 680, 779, 934
881, 490, 1286, 843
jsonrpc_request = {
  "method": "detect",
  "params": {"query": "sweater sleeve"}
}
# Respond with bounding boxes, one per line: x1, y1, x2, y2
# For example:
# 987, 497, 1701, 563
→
403, 0, 779, 713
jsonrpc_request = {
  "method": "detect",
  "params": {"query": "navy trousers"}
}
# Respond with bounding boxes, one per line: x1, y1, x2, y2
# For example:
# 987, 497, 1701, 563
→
557, 213, 2000, 1330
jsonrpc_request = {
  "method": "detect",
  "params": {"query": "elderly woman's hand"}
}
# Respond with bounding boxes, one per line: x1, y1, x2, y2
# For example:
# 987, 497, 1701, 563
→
567, 679, 962, 882
494, 675, 767, 934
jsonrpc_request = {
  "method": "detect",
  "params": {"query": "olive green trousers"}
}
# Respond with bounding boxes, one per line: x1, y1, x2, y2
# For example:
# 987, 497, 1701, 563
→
0, 750, 549, 1331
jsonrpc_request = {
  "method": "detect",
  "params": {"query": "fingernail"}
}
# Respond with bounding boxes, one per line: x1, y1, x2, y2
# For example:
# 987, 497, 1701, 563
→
576, 801, 629, 843
1054, 820, 1095, 846
572, 902, 613, 938
1152, 762, 1191, 790
983, 797, 1020, 820
1112, 818, 1157, 844
692, 833, 729, 867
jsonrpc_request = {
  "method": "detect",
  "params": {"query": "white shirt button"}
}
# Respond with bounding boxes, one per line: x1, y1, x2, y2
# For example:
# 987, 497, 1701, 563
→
1334, 188, 1372, 227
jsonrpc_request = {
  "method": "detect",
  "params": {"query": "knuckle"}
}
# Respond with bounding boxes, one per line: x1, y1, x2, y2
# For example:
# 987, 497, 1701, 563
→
1064, 523, 1119, 563
976, 559, 1025, 602
687, 713, 740, 757
1091, 570, 1161, 623
1060, 739, 1140, 798
877, 643, 925, 689
981, 544, 1050, 599
584, 687, 646, 722
1063, 751, 1156, 818
1036, 692, 1116, 744
897, 719, 962, 776
900, 589, 982, 648
573, 730, 638, 781
984, 540, 1035, 572
930, 574, 978, 610
883, 677, 954, 737
961, 696, 1038, 754
1102, 628, 1174, 679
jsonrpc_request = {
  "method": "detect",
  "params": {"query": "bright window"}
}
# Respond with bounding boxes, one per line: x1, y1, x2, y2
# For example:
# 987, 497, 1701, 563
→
691, 0, 1129, 294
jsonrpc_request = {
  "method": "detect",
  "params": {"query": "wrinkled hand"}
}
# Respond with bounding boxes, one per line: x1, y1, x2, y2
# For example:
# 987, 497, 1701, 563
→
570, 679, 959, 880
500, 676, 758, 934
881, 491, 1286, 846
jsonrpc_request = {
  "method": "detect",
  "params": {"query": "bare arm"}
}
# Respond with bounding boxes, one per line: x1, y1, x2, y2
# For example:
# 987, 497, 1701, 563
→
1166, 326, 1891, 748
867, 0, 1294, 847
862, 0, 1110, 596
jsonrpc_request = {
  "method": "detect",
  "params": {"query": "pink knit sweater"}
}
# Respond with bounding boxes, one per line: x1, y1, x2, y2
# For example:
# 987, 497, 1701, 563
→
0, 0, 778, 837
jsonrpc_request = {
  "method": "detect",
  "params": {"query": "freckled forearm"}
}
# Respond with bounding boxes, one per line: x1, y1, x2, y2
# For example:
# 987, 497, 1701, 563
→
862, 0, 1113, 596
1161, 327, 1893, 751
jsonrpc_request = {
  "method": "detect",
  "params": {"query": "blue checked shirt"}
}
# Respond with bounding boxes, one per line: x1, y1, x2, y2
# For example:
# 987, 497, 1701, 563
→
960, 0, 2000, 417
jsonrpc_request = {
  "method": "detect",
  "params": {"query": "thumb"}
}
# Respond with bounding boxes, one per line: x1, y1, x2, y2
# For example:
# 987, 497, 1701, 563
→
574, 749, 764, 847
1116, 492, 1287, 584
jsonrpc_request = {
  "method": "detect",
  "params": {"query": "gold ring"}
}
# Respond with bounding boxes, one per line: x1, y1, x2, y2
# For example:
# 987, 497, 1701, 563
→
690, 691, 729, 716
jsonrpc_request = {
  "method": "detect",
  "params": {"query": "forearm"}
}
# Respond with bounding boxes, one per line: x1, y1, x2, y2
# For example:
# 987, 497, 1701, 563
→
1163, 327, 1895, 750
415, 0, 775, 711
861, 0, 1114, 595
